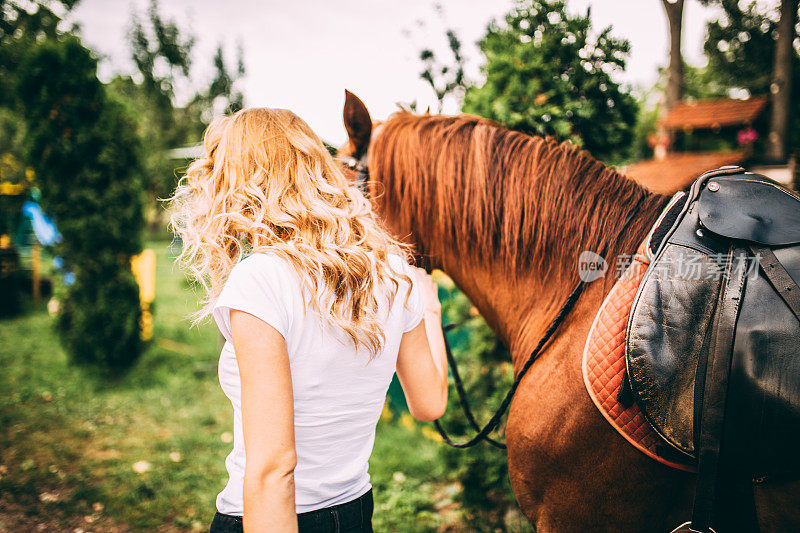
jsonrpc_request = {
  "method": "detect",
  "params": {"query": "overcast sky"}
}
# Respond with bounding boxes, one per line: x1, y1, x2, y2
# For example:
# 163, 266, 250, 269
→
67, 0, 772, 145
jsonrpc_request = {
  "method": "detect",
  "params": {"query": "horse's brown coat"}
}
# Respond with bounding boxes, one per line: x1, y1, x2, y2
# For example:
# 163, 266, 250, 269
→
340, 93, 800, 531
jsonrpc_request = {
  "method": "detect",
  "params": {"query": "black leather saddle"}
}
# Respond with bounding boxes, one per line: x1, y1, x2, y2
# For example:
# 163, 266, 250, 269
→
624, 166, 800, 532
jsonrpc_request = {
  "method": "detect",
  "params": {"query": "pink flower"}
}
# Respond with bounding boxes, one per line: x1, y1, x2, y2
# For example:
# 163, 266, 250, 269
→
737, 127, 758, 146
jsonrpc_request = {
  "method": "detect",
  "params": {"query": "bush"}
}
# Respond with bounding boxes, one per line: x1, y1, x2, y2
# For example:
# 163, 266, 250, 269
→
0, 246, 23, 317
17, 37, 146, 373
55, 262, 143, 370
463, 0, 638, 164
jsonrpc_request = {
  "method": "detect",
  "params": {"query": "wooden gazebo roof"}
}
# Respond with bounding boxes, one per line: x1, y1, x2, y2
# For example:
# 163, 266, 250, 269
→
623, 150, 748, 195
661, 97, 767, 131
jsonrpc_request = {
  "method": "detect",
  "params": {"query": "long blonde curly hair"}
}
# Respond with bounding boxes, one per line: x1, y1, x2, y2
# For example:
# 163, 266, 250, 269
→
168, 108, 411, 356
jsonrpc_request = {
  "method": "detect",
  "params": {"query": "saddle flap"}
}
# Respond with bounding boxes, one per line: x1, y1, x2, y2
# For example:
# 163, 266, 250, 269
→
698, 174, 800, 245
627, 168, 800, 476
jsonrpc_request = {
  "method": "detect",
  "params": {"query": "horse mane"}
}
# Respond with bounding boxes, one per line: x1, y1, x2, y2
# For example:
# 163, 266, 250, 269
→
369, 111, 668, 281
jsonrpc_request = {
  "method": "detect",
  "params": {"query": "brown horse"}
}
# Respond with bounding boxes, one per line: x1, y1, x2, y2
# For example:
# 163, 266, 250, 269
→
339, 91, 800, 532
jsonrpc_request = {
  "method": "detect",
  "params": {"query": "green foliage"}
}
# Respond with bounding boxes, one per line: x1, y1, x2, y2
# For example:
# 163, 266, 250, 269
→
629, 98, 660, 164
111, 0, 245, 216
0, 1, 77, 107
699, 0, 800, 149
54, 262, 143, 370
0, 108, 26, 161
419, 29, 467, 113
128, 0, 195, 110
116, 0, 198, 210
700, 0, 778, 94
0, 2, 77, 203
17, 36, 146, 372
203, 43, 246, 116
463, 0, 638, 164
682, 63, 731, 100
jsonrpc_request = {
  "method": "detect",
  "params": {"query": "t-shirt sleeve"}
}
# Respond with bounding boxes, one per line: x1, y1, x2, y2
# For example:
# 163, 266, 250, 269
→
401, 261, 425, 333
212, 255, 292, 344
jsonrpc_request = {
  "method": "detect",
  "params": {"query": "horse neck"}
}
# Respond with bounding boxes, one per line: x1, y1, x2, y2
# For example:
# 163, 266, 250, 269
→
436, 257, 546, 366
428, 190, 665, 373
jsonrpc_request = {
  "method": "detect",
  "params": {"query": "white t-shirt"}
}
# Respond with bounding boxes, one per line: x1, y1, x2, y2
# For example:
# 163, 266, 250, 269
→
212, 251, 423, 515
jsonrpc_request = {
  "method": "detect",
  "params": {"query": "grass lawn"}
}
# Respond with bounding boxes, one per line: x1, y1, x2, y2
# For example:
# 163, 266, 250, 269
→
0, 240, 452, 532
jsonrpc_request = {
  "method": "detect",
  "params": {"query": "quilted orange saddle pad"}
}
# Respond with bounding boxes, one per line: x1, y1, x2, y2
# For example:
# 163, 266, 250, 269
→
582, 242, 695, 472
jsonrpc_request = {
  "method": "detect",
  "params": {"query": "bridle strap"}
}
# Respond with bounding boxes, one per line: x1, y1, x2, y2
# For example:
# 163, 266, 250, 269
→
340, 153, 370, 196
434, 280, 586, 448
437, 323, 507, 449
434, 195, 648, 449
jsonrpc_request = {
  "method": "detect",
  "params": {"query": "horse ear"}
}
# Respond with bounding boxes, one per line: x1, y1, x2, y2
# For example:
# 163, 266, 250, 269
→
343, 90, 372, 157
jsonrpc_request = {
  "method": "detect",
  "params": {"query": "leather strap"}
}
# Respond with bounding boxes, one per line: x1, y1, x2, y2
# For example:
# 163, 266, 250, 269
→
750, 245, 800, 323
690, 248, 749, 532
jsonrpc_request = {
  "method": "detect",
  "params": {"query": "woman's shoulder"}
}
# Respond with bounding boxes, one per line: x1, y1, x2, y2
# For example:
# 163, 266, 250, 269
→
386, 252, 413, 274
385, 253, 416, 287
227, 250, 297, 286
214, 251, 296, 342
239, 249, 291, 268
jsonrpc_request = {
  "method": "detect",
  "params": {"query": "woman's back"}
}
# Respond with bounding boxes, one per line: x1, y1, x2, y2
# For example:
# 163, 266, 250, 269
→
213, 252, 422, 514
168, 107, 446, 531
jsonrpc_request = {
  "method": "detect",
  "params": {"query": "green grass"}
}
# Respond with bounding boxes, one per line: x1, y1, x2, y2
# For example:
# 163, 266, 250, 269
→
0, 240, 450, 532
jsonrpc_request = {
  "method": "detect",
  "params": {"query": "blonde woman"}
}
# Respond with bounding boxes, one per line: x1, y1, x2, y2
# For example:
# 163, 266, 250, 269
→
169, 108, 448, 533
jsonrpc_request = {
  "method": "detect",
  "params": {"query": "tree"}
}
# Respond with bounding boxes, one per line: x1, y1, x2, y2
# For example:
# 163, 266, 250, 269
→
682, 63, 731, 99
119, 0, 196, 215
462, 0, 638, 163
0, 1, 81, 178
661, 0, 685, 111
113, 0, 245, 225
700, 0, 777, 92
767, 0, 798, 162
0, 0, 80, 106
701, 0, 800, 156
17, 36, 146, 372
419, 29, 467, 113
128, 0, 195, 116
199, 43, 246, 117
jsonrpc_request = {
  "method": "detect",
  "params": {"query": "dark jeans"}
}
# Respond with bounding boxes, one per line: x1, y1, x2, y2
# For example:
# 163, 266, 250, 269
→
209, 489, 374, 533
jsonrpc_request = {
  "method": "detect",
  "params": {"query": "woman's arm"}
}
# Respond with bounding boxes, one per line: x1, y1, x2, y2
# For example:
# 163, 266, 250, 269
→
396, 268, 448, 422
230, 309, 298, 533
